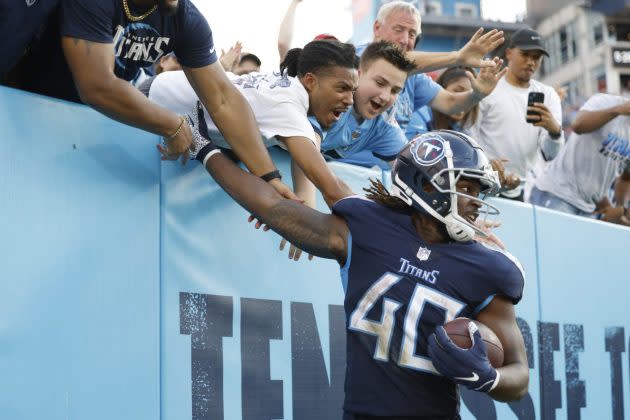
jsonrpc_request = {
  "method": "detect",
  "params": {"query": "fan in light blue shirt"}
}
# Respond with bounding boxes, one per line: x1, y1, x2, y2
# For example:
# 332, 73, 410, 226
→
315, 41, 417, 169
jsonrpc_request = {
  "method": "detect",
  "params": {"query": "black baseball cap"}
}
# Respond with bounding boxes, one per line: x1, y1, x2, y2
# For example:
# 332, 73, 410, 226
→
509, 27, 549, 57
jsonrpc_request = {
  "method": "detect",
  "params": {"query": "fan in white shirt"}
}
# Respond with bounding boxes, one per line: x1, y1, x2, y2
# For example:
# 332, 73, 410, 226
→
149, 39, 358, 213
470, 28, 564, 201
531, 93, 630, 225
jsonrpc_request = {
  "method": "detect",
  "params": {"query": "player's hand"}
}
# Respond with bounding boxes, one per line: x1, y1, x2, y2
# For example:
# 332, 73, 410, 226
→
456, 28, 505, 68
470, 57, 507, 98
428, 323, 499, 393
279, 238, 314, 261
161, 119, 193, 165
247, 214, 270, 231
527, 102, 561, 136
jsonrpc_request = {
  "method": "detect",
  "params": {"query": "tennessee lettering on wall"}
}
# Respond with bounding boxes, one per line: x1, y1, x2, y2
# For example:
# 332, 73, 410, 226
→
179, 292, 626, 420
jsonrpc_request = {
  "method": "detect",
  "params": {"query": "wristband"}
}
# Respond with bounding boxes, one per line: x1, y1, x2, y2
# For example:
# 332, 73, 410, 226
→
196, 143, 221, 166
260, 169, 282, 182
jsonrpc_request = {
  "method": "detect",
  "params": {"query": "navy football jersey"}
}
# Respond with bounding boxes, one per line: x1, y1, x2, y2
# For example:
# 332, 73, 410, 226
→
332, 196, 524, 418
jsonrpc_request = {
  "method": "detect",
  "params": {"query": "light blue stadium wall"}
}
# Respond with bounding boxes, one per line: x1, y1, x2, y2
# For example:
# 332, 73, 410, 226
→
1, 87, 629, 419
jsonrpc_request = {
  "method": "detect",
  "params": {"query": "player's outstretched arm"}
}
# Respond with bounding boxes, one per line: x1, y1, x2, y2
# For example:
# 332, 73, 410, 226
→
477, 296, 529, 402
203, 150, 350, 265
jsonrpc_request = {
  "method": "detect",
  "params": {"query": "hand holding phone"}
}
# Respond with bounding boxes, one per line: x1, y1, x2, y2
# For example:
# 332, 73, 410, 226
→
526, 92, 545, 123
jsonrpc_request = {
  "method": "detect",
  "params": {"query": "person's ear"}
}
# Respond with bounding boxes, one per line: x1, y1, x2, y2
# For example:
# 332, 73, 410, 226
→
301, 72, 318, 92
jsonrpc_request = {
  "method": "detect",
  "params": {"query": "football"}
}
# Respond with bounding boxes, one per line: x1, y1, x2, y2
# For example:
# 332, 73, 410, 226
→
443, 317, 504, 368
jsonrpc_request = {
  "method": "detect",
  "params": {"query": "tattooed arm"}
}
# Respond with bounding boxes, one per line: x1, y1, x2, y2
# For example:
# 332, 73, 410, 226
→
61, 37, 193, 161
203, 151, 350, 265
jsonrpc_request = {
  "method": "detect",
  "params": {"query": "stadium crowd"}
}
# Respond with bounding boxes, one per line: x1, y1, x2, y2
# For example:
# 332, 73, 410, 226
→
3, 0, 628, 228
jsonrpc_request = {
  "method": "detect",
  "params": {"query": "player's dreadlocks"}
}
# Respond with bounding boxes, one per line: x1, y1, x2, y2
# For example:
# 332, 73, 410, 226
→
364, 178, 413, 215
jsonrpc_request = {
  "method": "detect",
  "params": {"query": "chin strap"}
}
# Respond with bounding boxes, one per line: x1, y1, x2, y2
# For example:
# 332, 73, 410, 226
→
444, 213, 475, 242
392, 175, 474, 242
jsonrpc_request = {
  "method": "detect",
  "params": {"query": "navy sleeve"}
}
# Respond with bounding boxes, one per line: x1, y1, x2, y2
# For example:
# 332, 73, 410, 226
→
174, 0, 216, 68
333, 196, 404, 245
61, 0, 114, 42
332, 196, 363, 223
332, 196, 371, 242
489, 249, 525, 304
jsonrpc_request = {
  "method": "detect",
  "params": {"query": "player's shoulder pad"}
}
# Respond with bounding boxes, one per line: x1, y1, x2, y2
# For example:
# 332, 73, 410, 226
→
478, 241, 525, 303
333, 194, 383, 218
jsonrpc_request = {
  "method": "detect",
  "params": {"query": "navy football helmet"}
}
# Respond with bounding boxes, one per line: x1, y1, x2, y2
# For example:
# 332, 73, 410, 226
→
391, 130, 500, 242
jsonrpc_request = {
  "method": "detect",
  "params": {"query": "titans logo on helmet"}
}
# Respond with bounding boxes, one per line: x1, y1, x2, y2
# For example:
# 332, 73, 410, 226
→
410, 135, 446, 166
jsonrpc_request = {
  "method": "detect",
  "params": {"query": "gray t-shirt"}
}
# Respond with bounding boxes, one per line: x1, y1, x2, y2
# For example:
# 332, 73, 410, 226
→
535, 94, 630, 212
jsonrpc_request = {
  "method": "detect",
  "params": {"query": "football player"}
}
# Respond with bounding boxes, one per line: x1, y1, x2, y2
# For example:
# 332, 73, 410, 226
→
169, 122, 530, 418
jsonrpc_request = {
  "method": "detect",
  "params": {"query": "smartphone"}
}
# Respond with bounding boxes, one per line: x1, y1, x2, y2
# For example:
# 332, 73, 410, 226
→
526, 92, 545, 123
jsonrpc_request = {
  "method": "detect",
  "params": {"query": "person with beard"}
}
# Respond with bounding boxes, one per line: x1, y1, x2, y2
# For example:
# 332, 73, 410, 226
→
470, 27, 564, 201
18, 0, 296, 200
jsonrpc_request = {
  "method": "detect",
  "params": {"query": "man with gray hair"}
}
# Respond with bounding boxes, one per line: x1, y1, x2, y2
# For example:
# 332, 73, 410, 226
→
359, 0, 506, 133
